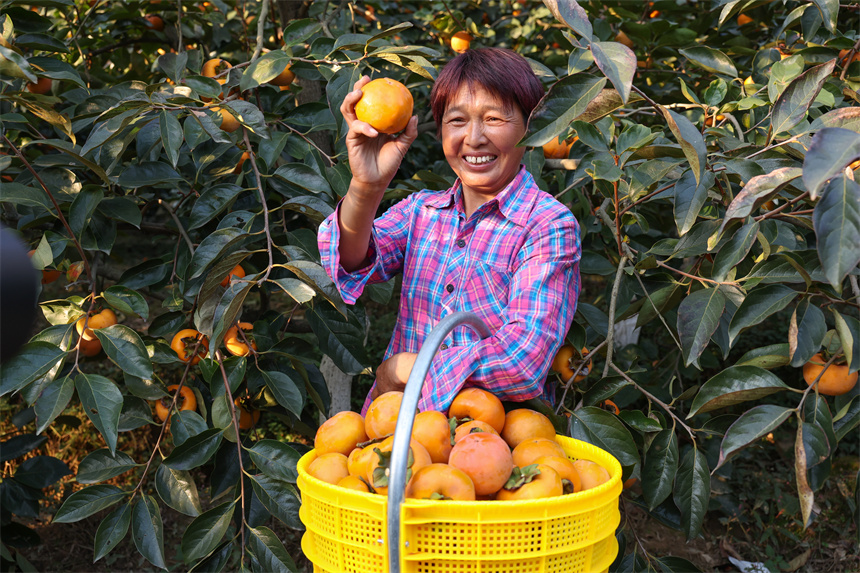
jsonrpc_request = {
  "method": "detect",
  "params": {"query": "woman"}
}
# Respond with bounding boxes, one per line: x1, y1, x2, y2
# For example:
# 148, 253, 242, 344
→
317, 48, 581, 414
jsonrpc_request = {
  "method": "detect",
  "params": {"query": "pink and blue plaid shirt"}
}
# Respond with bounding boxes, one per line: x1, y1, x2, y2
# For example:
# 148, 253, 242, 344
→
317, 165, 581, 414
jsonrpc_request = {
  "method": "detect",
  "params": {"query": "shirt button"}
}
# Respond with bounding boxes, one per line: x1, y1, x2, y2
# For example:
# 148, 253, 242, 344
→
456, 239, 466, 248
440, 343, 448, 350
446, 284, 454, 293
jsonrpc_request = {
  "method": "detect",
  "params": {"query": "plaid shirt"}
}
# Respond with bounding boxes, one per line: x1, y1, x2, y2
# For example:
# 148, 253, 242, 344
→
317, 166, 581, 414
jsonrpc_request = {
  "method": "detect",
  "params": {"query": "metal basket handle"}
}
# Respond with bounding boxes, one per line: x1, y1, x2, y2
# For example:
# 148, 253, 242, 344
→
386, 311, 492, 572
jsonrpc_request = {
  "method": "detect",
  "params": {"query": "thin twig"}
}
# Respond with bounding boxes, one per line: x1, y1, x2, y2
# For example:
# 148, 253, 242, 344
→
754, 191, 809, 221
654, 258, 740, 288
215, 350, 247, 556
555, 339, 609, 415
797, 353, 841, 412
631, 269, 683, 351
243, 129, 273, 282
610, 362, 696, 440
603, 256, 628, 378
251, 0, 268, 62
157, 199, 194, 254
619, 181, 675, 218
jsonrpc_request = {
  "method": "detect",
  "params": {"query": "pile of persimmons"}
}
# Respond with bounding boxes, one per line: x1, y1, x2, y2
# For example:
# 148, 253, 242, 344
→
308, 388, 611, 501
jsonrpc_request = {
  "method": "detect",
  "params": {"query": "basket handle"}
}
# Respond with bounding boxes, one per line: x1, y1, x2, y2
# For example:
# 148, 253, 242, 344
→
386, 311, 492, 572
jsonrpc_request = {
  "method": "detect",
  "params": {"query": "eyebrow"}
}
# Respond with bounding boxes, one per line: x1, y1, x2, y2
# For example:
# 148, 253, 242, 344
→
443, 104, 510, 116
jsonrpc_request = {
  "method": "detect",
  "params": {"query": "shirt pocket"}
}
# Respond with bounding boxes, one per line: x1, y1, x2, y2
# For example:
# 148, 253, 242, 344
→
464, 260, 512, 331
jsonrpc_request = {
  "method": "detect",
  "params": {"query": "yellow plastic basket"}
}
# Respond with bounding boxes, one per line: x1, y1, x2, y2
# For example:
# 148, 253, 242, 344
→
298, 435, 622, 573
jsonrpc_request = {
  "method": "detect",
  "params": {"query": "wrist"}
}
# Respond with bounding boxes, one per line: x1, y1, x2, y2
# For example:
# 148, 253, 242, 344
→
348, 179, 387, 201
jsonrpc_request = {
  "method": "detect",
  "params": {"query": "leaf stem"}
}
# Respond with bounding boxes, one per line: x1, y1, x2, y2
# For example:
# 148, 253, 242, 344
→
609, 362, 696, 440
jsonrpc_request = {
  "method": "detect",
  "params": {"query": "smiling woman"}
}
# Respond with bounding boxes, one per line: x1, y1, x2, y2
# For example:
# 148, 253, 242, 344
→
317, 48, 582, 414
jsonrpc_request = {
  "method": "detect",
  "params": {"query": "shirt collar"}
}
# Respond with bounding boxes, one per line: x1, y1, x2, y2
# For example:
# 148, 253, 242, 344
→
424, 165, 536, 227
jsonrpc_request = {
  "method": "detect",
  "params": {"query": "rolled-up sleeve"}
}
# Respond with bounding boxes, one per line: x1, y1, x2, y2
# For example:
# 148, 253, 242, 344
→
417, 217, 581, 412
318, 195, 415, 305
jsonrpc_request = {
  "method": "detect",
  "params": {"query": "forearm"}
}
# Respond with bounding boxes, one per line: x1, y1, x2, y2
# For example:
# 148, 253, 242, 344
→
338, 180, 386, 272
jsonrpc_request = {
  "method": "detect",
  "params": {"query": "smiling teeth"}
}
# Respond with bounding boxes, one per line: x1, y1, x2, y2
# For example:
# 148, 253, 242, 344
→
465, 156, 496, 164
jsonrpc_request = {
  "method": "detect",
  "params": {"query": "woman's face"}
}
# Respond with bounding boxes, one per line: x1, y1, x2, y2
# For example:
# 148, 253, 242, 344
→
441, 83, 527, 199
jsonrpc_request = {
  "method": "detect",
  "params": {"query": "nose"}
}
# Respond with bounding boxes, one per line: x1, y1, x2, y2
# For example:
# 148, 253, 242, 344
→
464, 120, 488, 147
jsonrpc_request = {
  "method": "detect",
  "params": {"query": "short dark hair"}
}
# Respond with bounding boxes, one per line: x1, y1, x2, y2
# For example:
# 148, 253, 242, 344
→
430, 48, 544, 133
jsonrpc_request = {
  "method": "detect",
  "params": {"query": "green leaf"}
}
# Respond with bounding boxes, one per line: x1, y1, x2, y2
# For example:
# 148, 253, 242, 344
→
660, 108, 707, 186
269, 278, 315, 304
248, 440, 301, 482
170, 410, 209, 447
790, 300, 827, 367
162, 428, 223, 470
305, 305, 367, 375
810, 0, 838, 32
679, 46, 738, 77
0, 182, 53, 211
813, 175, 860, 290
131, 495, 166, 570
543, 0, 592, 39
735, 343, 790, 369
14, 456, 70, 489
642, 429, 679, 510
800, 420, 830, 467
728, 284, 797, 345
832, 310, 859, 372
224, 100, 269, 136
521, 74, 607, 148
181, 501, 236, 563
77, 449, 138, 484
70, 187, 103, 237
248, 474, 302, 528
802, 128, 860, 199
569, 407, 640, 469
34, 375, 74, 434
188, 184, 245, 230
117, 161, 182, 188
674, 169, 716, 237
688, 366, 792, 417
808, 107, 860, 133
159, 110, 183, 169
156, 51, 187, 84
240, 50, 292, 92
771, 59, 837, 137
716, 405, 793, 469
0, 434, 46, 463
75, 374, 123, 455
103, 286, 149, 321
188, 227, 248, 280
93, 325, 153, 380
673, 446, 710, 540
248, 526, 298, 573
282, 18, 322, 47
677, 287, 726, 368
260, 370, 304, 418
590, 41, 636, 104
0, 342, 65, 397
53, 484, 126, 523
272, 163, 332, 195
712, 219, 759, 282
93, 503, 132, 562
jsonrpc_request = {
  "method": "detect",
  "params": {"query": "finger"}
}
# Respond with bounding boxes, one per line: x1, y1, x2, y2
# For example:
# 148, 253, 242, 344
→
394, 116, 419, 150
340, 76, 371, 123
346, 119, 379, 141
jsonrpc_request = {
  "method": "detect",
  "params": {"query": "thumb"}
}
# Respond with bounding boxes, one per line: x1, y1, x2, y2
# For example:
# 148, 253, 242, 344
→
395, 116, 419, 150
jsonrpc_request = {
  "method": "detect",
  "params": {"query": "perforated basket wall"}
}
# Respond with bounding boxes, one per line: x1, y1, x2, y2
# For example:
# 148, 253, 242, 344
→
298, 435, 622, 573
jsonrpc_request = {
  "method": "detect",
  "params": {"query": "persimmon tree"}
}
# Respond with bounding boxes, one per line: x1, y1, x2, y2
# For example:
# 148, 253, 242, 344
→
1, 0, 859, 571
